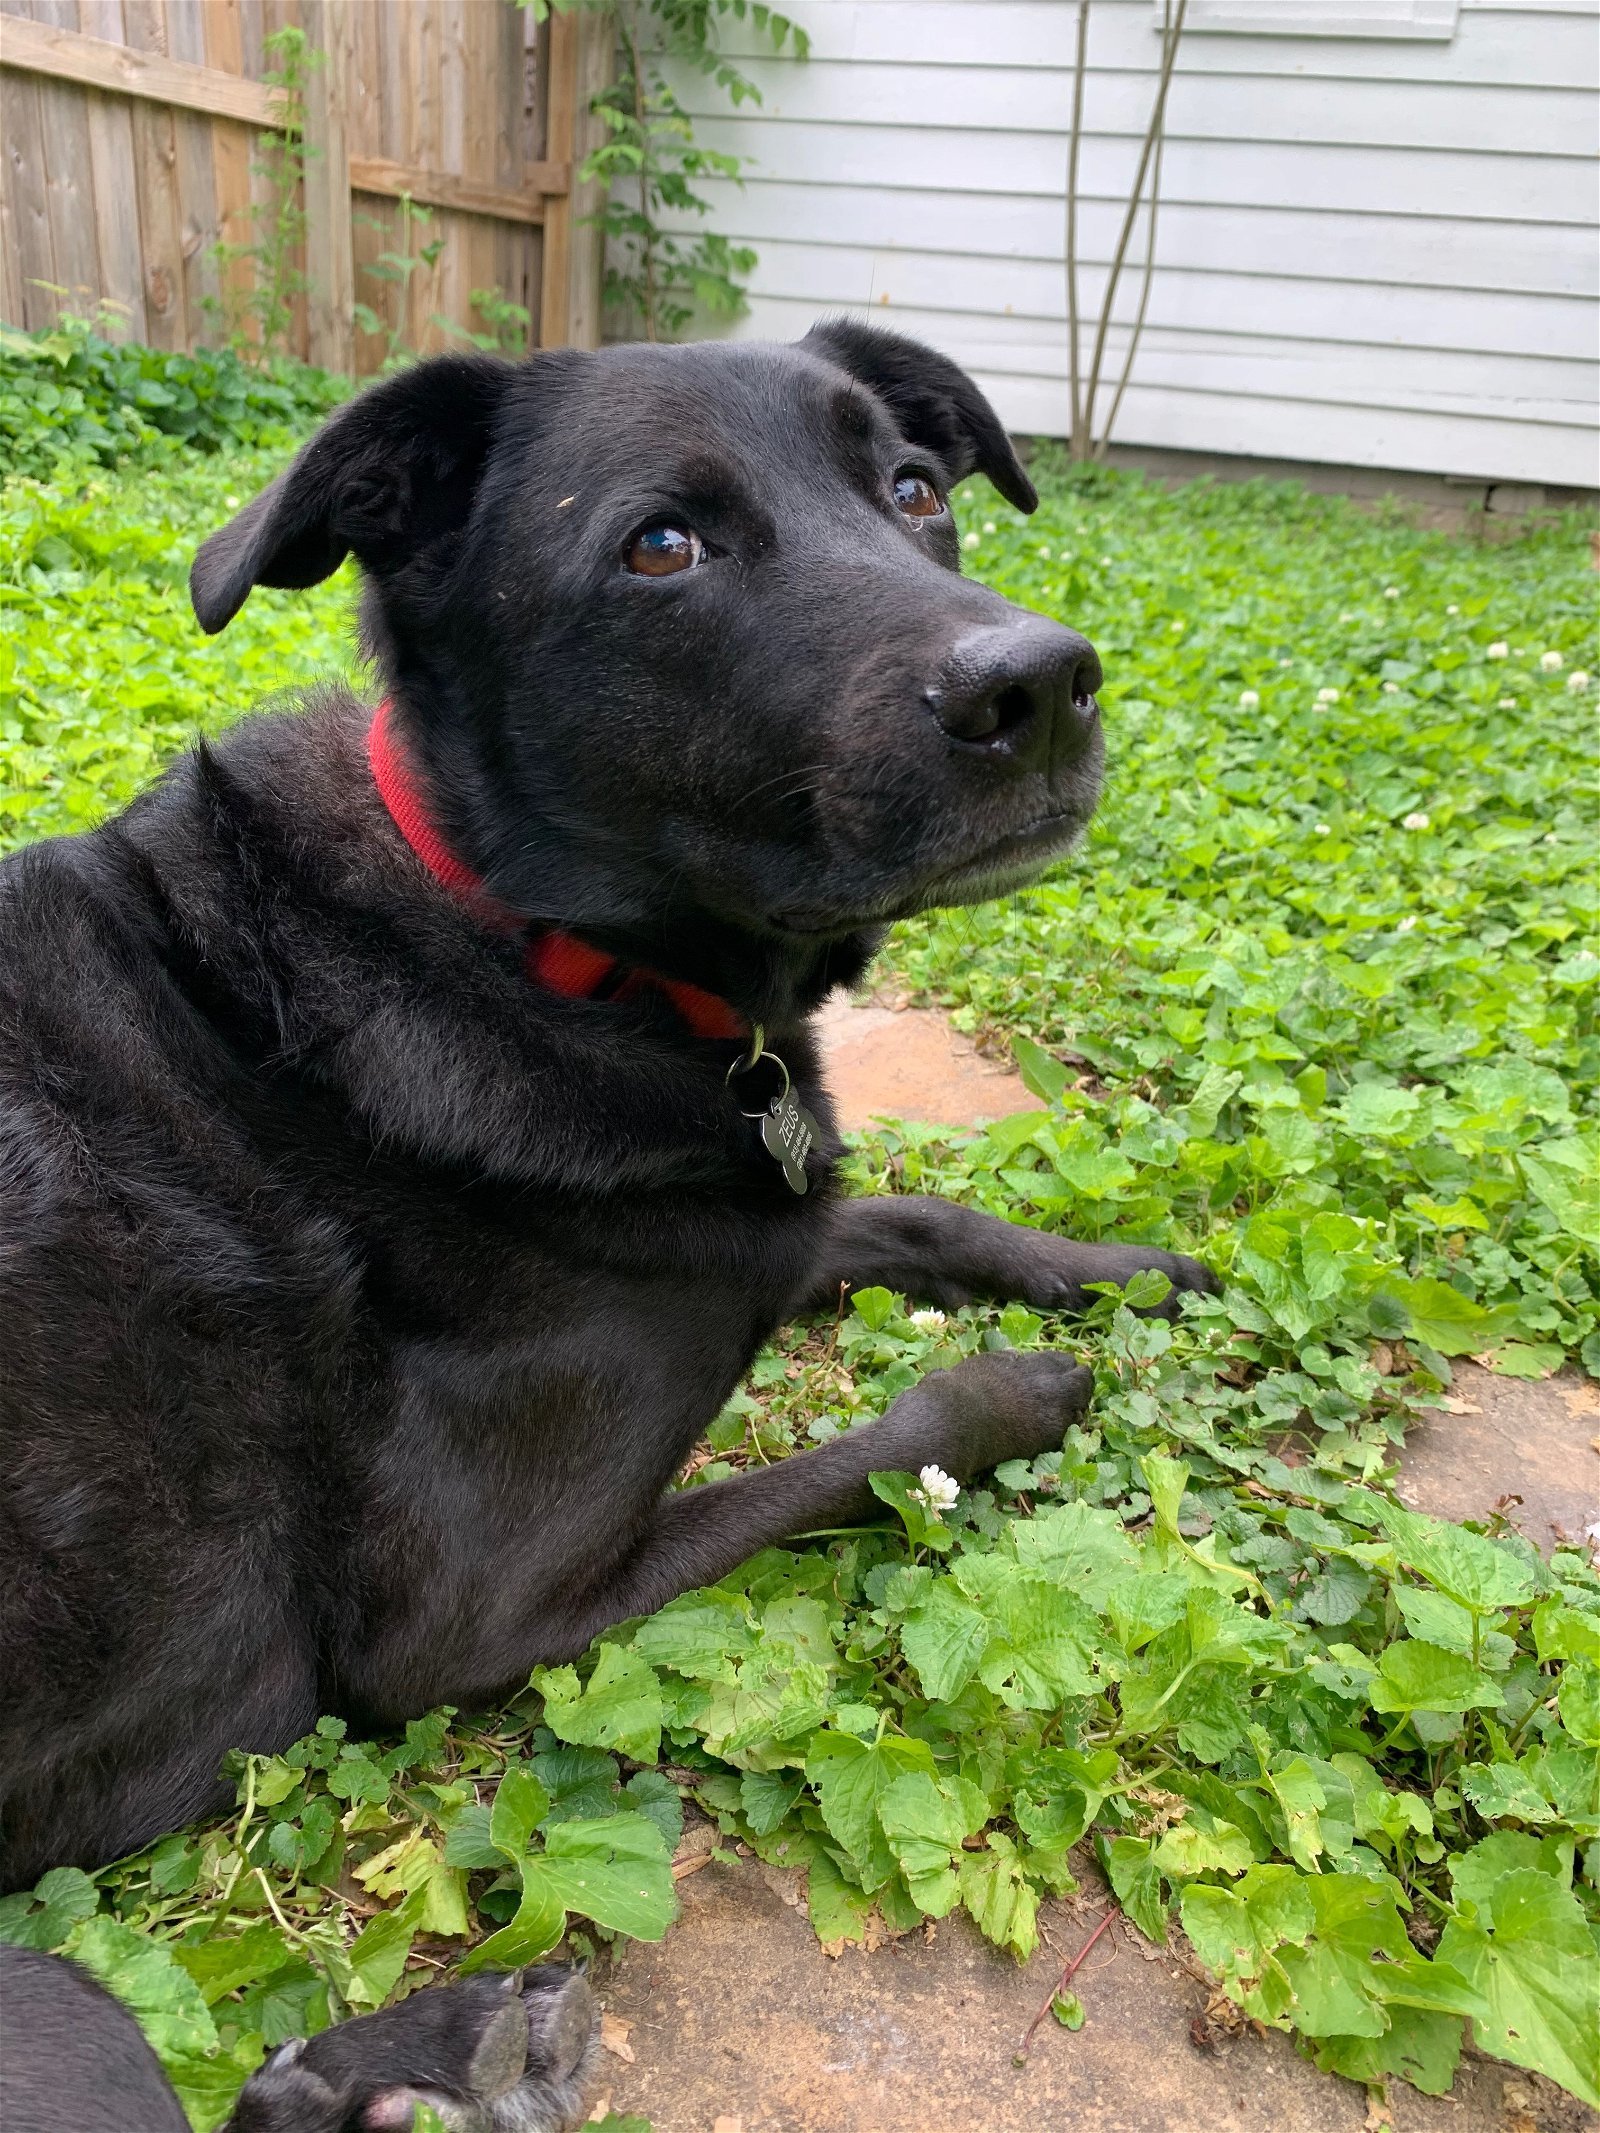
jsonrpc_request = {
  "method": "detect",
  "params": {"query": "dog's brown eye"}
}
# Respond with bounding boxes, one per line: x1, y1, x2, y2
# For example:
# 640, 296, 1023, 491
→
893, 474, 942, 521
626, 524, 704, 577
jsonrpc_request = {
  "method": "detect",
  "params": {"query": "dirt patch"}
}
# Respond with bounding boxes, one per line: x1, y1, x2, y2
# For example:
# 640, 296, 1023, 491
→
814, 993, 1036, 1135
595, 1846, 1591, 2133
1397, 1366, 1599, 1556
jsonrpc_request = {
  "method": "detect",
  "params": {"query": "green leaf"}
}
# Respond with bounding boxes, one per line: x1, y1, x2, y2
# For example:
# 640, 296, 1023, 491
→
958, 1563, 1104, 1708
1313, 2006, 1466, 2095
531, 1812, 678, 1942
489, 1763, 553, 1859
958, 1831, 1038, 1960
1559, 1660, 1600, 1747
806, 1730, 937, 1893
353, 1829, 470, 1938
1275, 1873, 1412, 2039
1011, 1034, 1070, 1105
535, 1644, 664, 1765
0, 1866, 99, 1951
805, 1847, 873, 1949
1386, 1276, 1516, 1357
1369, 1639, 1506, 1714
1011, 1500, 1139, 1606
337, 1891, 427, 2008
1104, 1836, 1168, 1944
68, 1917, 219, 2058
1371, 1500, 1539, 1613
173, 1920, 296, 2005
1151, 1819, 1254, 1879
1519, 1151, 1600, 1251
900, 1586, 991, 1703
1438, 1869, 1600, 2107
632, 1589, 754, 1678
850, 1286, 896, 1333
456, 1865, 567, 1977
877, 1770, 985, 1917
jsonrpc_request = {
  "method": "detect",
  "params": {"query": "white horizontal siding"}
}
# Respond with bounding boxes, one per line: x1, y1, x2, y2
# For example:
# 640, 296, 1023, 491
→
651, 0, 1600, 485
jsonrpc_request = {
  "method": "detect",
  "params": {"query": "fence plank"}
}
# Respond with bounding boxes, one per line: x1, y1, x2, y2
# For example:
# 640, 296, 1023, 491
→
30, 0, 105, 321
347, 156, 557, 228
538, 6, 576, 348
567, 5, 608, 351
164, 0, 222, 338
0, 11, 278, 120
121, 0, 189, 346
75, 0, 147, 338
300, 0, 350, 370
1, 59, 58, 329
201, 0, 253, 346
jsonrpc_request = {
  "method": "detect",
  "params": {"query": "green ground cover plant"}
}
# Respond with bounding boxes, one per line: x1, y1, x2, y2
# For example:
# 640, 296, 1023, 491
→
1, 391, 1596, 2128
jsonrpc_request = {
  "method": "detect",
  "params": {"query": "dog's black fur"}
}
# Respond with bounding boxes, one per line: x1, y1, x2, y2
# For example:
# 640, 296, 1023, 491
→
1, 324, 1210, 1930
0, 1945, 599, 2131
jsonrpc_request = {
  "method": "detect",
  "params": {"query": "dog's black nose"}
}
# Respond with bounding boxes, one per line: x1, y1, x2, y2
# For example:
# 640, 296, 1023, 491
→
925, 622, 1102, 764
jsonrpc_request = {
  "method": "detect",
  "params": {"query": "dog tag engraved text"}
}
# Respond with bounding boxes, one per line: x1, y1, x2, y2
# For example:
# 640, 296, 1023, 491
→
761, 1090, 819, 1193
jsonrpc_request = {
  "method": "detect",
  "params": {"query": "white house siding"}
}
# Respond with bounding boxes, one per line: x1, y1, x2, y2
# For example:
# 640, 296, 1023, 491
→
666, 0, 1599, 488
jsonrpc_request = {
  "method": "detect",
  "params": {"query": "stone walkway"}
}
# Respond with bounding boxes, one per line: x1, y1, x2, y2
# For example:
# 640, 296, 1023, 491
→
592, 1001, 1599, 2133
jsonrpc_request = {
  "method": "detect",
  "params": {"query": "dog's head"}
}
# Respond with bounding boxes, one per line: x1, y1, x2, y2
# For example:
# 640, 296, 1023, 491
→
193, 325, 1104, 980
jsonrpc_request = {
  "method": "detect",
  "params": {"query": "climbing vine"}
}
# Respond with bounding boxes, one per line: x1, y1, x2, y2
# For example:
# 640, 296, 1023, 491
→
523, 0, 809, 341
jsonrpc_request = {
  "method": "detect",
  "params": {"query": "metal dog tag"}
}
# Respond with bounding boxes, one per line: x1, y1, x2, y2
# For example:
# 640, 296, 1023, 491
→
761, 1089, 819, 1194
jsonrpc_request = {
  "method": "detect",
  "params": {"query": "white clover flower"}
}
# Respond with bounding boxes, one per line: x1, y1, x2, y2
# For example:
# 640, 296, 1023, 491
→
224, 494, 241, 509
1396, 915, 1418, 932
1099, 554, 1112, 566
984, 520, 997, 534
1568, 670, 1590, 691
1445, 604, 1458, 615
1038, 545, 1052, 559
1317, 687, 1340, 703
961, 530, 981, 551
1402, 811, 1430, 831
1278, 657, 1293, 668
1497, 696, 1517, 709
1238, 689, 1260, 709
1382, 682, 1400, 694
1337, 612, 1354, 625
908, 1309, 948, 1335
915, 1464, 961, 1513
1383, 586, 1400, 598
1486, 642, 1509, 659
1313, 822, 1331, 836
1540, 650, 1564, 671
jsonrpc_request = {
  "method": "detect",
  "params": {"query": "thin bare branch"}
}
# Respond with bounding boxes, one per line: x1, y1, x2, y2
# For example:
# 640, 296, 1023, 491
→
1095, 0, 1184, 458
1081, 0, 1188, 455
1064, 0, 1092, 460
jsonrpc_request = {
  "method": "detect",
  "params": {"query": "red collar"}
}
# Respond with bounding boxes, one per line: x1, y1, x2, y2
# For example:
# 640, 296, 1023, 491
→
366, 700, 749, 1043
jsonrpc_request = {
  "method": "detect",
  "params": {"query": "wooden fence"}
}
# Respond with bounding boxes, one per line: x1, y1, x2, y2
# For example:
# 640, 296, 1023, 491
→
0, 0, 611, 371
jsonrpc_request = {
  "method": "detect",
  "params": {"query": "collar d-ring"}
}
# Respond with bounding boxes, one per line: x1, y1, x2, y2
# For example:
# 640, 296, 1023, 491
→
726, 1023, 792, 1119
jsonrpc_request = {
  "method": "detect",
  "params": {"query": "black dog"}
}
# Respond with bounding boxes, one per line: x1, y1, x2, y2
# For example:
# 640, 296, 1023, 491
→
0, 321, 1209, 2110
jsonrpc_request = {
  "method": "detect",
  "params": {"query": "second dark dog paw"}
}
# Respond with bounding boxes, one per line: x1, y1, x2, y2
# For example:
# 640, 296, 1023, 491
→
1008, 1239, 1218, 1322
226, 1964, 598, 2133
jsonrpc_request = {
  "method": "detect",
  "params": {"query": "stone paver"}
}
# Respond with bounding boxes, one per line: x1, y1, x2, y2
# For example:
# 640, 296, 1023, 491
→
1397, 1364, 1597, 1557
814, 993, 1036, 1134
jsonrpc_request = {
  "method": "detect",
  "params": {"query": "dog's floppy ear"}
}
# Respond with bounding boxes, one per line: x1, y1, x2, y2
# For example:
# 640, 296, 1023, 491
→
802, 318, 1037, 515
190, 353, 516, 633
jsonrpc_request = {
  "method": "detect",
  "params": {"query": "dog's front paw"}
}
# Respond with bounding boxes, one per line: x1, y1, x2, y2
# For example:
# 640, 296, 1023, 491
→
877, 1350, 1092, 1483
226, 1965, 599, 2133
1010, 1238, 1218, 1322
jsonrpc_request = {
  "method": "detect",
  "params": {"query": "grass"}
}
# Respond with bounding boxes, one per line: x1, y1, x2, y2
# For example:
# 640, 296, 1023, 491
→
1, 430, 1597, 2128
